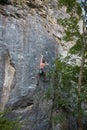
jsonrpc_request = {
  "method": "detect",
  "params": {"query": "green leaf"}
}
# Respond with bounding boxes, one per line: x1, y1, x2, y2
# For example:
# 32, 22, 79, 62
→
69, 39, 83, 54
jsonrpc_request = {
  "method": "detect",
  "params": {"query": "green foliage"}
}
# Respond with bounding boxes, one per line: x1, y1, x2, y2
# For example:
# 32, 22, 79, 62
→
76, 3, 82, 17
0, 112, 21, 130
53, 59, 79, 110
58, 16, 81, 41
45, 87, 53, 99
69, 39, 83, 54
58, 0, 82, 16
58, 0, 76, 8
46, 58, 87, 116
53, 113, 66, 124
47, 0, 87, 127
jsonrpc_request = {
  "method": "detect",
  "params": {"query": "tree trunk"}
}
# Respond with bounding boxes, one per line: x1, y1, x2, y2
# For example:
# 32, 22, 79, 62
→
78, 18, 87, 130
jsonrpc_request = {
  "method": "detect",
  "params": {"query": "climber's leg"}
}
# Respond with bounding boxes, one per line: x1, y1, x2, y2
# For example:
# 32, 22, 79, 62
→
43, 72, 46, 82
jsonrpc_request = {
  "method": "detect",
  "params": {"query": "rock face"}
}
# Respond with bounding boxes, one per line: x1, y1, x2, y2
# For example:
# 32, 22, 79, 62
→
0, 13, 56, 106
0, 1, 57, 130
0, 1, 69, 130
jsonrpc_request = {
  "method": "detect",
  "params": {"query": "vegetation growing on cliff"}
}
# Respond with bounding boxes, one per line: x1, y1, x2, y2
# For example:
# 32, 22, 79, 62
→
46, 0, 87, 130
0, 111, 20, 130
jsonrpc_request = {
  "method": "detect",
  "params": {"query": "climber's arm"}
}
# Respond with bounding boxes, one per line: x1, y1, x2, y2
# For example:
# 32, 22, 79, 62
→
45, 62, 49, 66
40, 55, 43, 64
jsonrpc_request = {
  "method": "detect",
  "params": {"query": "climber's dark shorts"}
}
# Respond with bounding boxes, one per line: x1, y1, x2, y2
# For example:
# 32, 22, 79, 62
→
39, 68, 45, 76
37, 69, 46, 85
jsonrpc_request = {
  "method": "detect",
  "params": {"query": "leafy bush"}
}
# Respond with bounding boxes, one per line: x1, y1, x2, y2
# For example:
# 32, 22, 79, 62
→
0, 112, 20, 130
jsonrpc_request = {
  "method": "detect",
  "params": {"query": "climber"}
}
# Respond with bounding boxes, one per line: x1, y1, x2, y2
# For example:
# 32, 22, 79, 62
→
37, 55, 49, 85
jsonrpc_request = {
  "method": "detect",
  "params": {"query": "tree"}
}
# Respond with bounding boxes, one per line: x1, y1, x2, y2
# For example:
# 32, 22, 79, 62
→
46, 0, 87, 130
58, 1, 87, 130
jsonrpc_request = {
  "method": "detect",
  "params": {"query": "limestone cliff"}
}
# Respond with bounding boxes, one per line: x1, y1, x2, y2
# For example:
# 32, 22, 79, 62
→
0, 0, 68, 130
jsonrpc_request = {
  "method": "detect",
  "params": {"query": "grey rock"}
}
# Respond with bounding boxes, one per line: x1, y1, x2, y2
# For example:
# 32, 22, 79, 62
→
0, 6, 56, 129
0, 44, 9, 102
